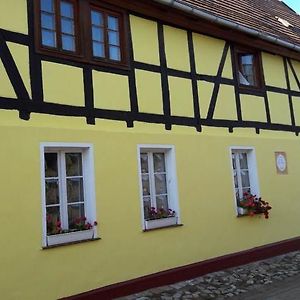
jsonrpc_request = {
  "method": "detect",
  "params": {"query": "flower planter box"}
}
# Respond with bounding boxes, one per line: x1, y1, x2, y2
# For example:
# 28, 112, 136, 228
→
145, 216, 177, 230
47, 229, 94, 246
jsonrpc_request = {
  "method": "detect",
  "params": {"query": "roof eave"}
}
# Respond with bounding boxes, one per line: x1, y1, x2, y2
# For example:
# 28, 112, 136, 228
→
153, 0, 300, 53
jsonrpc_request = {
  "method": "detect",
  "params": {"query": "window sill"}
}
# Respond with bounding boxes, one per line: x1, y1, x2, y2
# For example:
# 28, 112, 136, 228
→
42, 237, 101, 249
143, 224, 183, 232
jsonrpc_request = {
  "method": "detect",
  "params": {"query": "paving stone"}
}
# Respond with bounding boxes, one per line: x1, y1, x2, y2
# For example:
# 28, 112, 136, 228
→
117, 251, 300, 300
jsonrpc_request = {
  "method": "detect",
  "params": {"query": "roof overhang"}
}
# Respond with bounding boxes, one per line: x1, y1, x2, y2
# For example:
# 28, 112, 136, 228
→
153, 0, 300, 53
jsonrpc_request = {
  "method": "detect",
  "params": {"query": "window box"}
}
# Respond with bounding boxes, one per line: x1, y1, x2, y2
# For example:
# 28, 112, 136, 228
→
47, 228, 95, 246
145, 216, 177, 230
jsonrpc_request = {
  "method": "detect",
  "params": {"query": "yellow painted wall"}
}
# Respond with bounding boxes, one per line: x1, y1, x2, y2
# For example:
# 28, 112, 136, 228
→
198, 81, 214, 118
268, 92, 291, 125
93, 71, 130, 111
214, 85, 237, 120
136, 70, 163, 114
42, 62, 84, 106
8, 43, 31, 98
262, 52, 286, 89
293, 96, 300, 126
2, 115, 300, 300
0, 0, 28, 34
130, 16, 160, 65
0, 60, 16, 98
241, 95, 267, 122
169, 76, 194, 117
164, 25, 190, 72
193, 33, 232, 78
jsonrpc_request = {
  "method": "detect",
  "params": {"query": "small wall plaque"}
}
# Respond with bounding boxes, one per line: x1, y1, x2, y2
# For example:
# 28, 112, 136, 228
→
275, 152, 288, 174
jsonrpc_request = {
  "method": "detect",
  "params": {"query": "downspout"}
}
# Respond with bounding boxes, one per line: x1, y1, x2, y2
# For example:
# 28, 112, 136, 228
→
153, 0, 300, 53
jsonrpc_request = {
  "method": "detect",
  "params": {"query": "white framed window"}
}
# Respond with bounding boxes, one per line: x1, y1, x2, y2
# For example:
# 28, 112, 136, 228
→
230, 147, 259, 215
137, 145, 180, 230
40, 143, 97, 247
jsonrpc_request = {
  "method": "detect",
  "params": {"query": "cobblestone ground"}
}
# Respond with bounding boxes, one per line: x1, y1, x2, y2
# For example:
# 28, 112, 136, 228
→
117, 251, 300, 300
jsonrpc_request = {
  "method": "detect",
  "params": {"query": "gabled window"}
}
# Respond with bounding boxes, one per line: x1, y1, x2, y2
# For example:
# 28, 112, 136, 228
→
36, 0, 127, 66
138, 145, 180, 230
41, 143, 97, 247
234, 47, 263, 89
230, 147, 260, 216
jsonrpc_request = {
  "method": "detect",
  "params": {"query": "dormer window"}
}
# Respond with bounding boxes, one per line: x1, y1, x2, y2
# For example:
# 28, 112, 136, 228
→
235, 47, 263, 89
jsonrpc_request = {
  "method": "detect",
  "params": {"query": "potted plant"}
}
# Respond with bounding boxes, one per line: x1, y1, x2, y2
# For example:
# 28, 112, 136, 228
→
46, 215, 98, 246
144, 207, 177, 229
237, 192, 272, 219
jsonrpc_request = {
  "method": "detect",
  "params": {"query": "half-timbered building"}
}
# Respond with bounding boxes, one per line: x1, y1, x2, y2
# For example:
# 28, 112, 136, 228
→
2, 0, 300, 299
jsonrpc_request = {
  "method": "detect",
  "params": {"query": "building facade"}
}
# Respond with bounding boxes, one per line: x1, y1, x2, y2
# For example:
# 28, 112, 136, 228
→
1, 0, 300, 299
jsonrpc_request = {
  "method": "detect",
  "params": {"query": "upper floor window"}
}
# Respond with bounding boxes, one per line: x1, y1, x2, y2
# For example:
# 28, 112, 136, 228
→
234, 47, 263, 89
91, 9, 121, 61
37, 0, 127, 66
40, 0, 78, 52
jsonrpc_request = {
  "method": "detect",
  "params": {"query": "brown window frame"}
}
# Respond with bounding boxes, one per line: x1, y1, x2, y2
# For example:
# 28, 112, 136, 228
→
234, 46, 264, 91
34, 0, 128, 68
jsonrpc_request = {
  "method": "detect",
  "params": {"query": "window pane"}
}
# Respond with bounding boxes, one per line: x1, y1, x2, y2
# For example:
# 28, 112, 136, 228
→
62, 34, 75, 51
239, 153, 248, 169
109, 46, 121, 61
46, 206, 60, 235
42, 29, 56, 47
68, 203, 85, 229
153, 153, 165, 173
92, 27, 104, 42
239, 54, 256, 86
45, 179, 59, 205
156, 195, 169, 211
241, 170, 250, 187
61, 18, 74, 34
231, 153, 236, 169
140, 154, 149, 173
41, 13, 55, 30
142, 174, 150, 196
60, 1, 73, 18
67, 178, 84, 203
155, 174, 167, 194
65, 153, 82, 176
108, 16, 119, 30
233, 170, 238, 188
143, 197, 151, 219
108, 31, 119, 46
91, 11, 103, 26
93, 42, 105, 58
41, 0, 54, 12
45, 153, 58, 177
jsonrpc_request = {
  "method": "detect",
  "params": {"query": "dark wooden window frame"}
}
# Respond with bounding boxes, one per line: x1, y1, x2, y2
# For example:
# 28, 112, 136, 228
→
234, 46, 264, 92
34, 0, 129, 69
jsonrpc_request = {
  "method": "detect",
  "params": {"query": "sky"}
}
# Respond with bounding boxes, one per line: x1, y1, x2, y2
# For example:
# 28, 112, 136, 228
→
283, 0, 300, 13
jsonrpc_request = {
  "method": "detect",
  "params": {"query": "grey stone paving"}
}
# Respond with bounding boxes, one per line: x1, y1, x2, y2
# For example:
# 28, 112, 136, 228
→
117, 251, 300, 300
